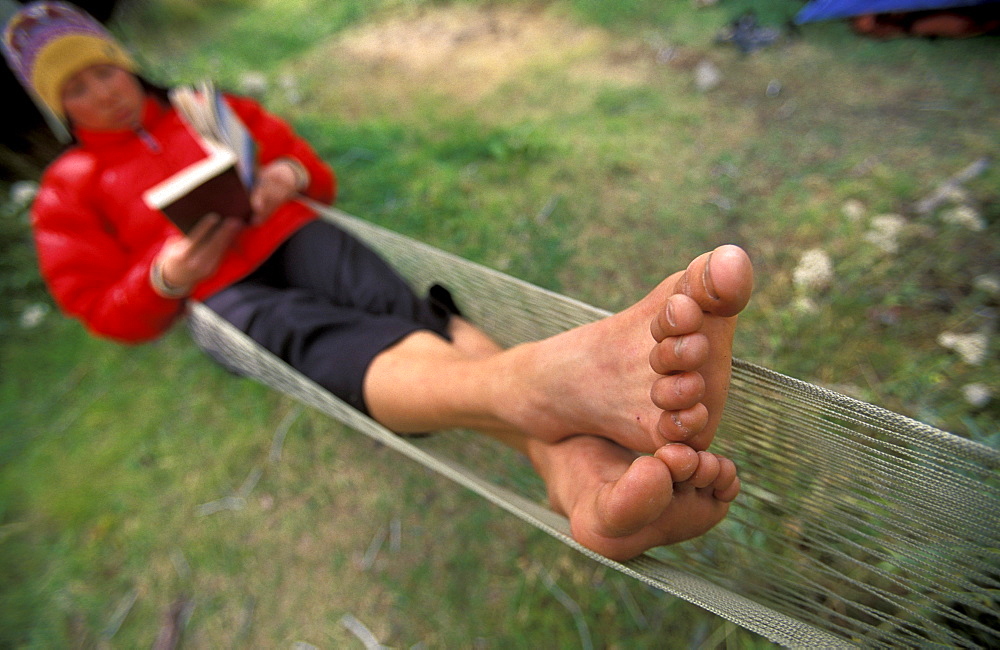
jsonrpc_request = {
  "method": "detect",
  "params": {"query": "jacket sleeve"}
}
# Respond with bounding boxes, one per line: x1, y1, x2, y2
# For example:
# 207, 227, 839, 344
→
226, 94, 336, 205
32, 152, 186, 343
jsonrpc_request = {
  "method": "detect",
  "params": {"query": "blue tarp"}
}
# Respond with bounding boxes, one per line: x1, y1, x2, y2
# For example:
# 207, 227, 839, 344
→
795, 0, 1000, 23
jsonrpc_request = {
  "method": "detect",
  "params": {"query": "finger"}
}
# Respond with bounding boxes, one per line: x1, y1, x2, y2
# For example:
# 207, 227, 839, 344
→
197, 217, 243, 256
249, 186, 268, 218
251, 178, 293, 225
250, 196, 276, 226
183, 222, 240, 279
185, 212, 222, 245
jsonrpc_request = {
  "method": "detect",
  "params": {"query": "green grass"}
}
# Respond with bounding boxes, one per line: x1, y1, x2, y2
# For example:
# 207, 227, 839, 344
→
2, 0, 998, 645
2, 317, 743, 647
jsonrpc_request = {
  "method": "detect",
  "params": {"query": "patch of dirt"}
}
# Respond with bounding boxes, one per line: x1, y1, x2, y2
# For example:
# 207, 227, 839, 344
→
319, 4, 657, 106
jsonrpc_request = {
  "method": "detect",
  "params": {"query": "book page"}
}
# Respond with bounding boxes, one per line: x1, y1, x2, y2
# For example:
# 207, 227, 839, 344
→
170, 81, 256, 187
210, 86, 257, 187
170, 85, 219, 145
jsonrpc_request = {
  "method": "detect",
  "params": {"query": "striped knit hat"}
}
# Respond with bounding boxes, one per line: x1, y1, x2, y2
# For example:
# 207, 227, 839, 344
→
2, 1, 137, 132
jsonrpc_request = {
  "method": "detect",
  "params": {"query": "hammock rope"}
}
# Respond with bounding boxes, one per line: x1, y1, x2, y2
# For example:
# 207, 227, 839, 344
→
187, 206, 999, 648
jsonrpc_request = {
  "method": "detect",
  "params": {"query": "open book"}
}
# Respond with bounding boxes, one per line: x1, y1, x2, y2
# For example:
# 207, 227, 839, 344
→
142, 81, 257, 234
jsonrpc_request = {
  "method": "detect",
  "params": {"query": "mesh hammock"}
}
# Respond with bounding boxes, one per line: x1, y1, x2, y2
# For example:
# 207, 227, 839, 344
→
187, 206, 1000, 648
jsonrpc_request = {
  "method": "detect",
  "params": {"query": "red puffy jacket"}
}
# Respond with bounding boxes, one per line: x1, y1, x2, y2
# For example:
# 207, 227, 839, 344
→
31, 93, 336, 343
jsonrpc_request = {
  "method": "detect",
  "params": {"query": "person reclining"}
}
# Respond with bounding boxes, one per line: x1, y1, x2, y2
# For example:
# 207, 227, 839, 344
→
4, 1, 754, 561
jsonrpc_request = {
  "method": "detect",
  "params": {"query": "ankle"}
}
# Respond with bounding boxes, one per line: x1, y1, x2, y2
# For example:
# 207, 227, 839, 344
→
487, 341, 546, 431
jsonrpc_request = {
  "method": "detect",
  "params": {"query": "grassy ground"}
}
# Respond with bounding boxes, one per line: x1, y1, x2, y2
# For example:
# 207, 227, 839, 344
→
1, 0, 998, 646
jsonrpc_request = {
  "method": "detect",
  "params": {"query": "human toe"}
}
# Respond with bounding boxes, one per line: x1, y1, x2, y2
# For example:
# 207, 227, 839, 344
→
650, 371, 706, 411
687, 451, 722, 489
654, 404, 708, 446
712, 457, 741, 502
681, 245, 753, 318
653, 443, 699, 482
651, 293, 704, 341
649, 332, 709, 375
596, 455, 673, 535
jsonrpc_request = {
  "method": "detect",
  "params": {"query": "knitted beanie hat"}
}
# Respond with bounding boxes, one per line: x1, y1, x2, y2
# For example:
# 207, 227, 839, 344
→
2, 1, 137, 126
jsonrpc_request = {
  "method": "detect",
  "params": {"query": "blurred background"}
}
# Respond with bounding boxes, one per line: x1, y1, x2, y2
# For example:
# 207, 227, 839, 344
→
1, 0, 997, 646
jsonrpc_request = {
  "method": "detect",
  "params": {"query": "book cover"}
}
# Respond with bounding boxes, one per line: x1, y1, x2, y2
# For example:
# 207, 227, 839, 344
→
142, 144, 251, 234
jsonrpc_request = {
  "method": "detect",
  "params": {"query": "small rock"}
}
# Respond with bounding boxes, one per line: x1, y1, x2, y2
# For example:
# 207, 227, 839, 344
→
864, 214, 906, 254
9, 180, 39, 208
973, 274, 1000, 296
938, 330, 990, 365
962, 383, 992, 408
19, 303, 50, 329
941, 205, 986, 232
694, 60, 721, 92
238, 71, 268, 98
841, 199, 865, 222
793, 248, 834, 292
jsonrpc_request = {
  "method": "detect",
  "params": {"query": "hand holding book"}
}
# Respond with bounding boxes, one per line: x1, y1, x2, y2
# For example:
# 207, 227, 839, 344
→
150, 157, 308, 298
248, 157, 309, 226
150, 213, 245, 298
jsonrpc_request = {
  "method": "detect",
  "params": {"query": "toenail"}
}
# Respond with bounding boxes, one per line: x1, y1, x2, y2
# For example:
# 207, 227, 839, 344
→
671, 412, 692, 435
703, 252, 719, 301
680, 272, 691, 297
674, 336, 685, 359
674, 374, 694, 396
666, 299, 677, 328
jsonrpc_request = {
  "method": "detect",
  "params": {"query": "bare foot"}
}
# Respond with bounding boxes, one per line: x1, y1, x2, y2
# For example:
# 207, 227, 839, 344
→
538, 436, 740, 561
647, 246, 750, 450
498, 245, 753, 453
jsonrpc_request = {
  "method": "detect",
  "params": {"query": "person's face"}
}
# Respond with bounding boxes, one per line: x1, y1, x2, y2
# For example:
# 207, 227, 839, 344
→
60, 64, 145, 131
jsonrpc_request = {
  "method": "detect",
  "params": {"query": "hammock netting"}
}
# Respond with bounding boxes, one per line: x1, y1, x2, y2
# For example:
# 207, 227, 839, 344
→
187, 207, 1000, 648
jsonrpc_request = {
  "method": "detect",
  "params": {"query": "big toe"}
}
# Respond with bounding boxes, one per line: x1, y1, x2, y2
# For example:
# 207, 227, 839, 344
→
681, 245, 753, 318
594, 455, 673, 536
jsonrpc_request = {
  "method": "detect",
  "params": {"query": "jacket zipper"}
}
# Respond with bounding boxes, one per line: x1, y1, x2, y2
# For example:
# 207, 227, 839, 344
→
136, 126, 162, 154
